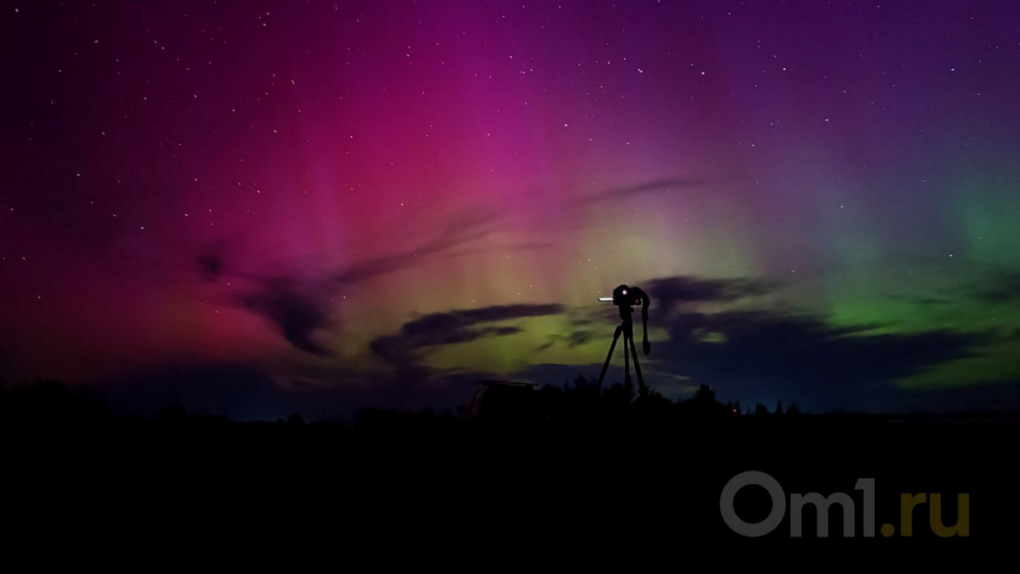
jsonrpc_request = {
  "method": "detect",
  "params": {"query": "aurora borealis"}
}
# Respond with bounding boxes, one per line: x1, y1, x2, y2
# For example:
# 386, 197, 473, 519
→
2, 0, 1019, 421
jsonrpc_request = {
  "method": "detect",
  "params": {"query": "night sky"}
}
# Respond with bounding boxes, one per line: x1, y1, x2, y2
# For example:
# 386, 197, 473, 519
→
3, 0, 1020, 421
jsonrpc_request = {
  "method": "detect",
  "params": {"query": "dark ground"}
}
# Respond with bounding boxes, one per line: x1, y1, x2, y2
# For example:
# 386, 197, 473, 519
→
3, 382, 1017, 570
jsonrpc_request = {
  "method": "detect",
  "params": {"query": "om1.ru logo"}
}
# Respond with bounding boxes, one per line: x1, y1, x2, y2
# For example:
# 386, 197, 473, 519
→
720, 471, 969, 537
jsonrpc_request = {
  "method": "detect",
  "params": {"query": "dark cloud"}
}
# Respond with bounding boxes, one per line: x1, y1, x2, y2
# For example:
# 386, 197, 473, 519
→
640, 304, 997, 411
402, 304, 564, 335
643, 275, 777, 317
370, 303, 563, 369
196, 253, 222, 283
193, 241, 231, 283
567, 330, 595, 347
661, 309, 986, 379
235, 279, 332, 356
970, 271, 1020, 305
543, 329, 597, 349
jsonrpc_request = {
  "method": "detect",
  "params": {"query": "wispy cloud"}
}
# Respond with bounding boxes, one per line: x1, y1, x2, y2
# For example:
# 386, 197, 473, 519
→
444, 242, 560, 260
578, 178, 729, 205
335, 205, 503, 285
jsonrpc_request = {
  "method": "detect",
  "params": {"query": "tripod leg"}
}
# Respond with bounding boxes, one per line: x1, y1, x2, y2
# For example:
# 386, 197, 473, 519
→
624, 331, 631, 387
597, 325, 624, 390
629, 333, 648, 397
622, 333, 635, 397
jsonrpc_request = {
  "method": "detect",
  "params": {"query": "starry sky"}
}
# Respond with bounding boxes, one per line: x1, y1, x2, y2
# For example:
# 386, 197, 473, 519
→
2, 0, 1020, 421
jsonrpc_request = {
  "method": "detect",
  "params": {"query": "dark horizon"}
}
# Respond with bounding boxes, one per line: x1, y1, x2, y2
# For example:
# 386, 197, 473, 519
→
5, 372, 1016, 571
6, 368, 1018, 571
6, 376, 1020, 428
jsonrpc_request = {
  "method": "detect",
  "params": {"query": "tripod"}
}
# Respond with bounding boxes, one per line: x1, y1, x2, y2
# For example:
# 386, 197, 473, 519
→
597, 285, 651, 397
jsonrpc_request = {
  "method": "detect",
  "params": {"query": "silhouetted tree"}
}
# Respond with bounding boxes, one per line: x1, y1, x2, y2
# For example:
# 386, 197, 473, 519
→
694, 384, 715, 403
675, 384, 730, 420
775, 400, 784, 416
568, 373, 595, 392
787, 403, 801, 416
755, 402, 770, 416
287, 413, 305, 425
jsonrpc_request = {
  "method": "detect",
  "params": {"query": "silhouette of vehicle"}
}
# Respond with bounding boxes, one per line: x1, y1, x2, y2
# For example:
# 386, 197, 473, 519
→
466, 380, 541, 424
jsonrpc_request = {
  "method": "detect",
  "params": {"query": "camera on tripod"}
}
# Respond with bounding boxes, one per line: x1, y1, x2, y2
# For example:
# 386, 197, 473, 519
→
595, 284, 651, 395
599, 285, 644, 307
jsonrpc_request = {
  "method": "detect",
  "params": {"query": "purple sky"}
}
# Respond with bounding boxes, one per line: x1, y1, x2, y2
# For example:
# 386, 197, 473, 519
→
3, 0, 1020, 421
